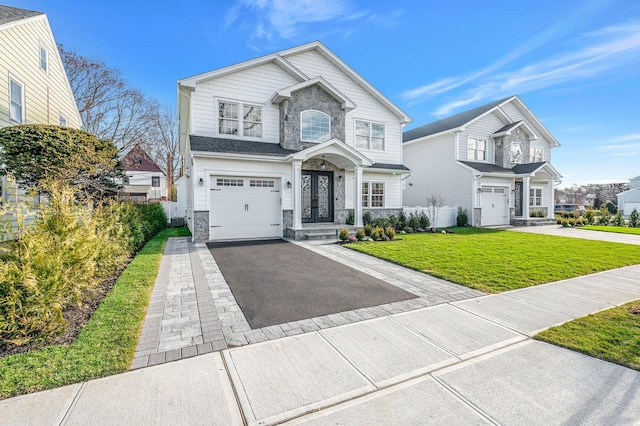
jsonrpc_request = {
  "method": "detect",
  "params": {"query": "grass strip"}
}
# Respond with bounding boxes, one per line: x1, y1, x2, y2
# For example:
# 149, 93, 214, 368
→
535, 301, 640, 370
347, 227, 640, 293
581, 226, 640, 236
0, 227, 191, 399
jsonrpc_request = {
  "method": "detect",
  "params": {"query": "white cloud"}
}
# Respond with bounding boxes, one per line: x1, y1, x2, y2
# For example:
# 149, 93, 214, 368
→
408, 20, 640, 117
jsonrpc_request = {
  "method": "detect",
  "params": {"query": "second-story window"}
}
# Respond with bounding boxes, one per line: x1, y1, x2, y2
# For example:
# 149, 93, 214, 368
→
301, 110, 330, 143
468, 137, 487, 161
39, 45, 48, 73
9, 77, 24, 124
355, 120, 385, 150
152, 176, 160, 187
218, 101, 262, 138
530, 147, 543, 162
59, 114, 67, 126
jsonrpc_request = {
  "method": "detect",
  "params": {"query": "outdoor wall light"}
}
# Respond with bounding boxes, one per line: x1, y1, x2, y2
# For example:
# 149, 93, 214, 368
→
320, 155, 326, 171
198, 177, 204, 186
408, 182, 413, 187
477, 187, 483, 192
338, 175, 342, 180
286, 181, 292, 189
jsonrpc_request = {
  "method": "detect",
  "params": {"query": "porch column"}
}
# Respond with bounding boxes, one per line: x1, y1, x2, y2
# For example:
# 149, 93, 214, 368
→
292, 160, 302, 229
548, 180, 555, 218
523, 176, 531, 220
354, 165, 363, 227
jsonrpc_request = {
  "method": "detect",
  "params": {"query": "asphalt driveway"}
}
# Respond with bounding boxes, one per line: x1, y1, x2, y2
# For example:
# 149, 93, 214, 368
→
207, 239, 416, 328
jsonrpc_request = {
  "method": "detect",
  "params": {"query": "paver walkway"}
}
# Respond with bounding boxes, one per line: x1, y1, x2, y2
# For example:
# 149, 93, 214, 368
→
132, 237, 483, 368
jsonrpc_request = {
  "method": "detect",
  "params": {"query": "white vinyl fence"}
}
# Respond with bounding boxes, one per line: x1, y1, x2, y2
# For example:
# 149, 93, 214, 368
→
161, 201, 186, 225
403, 206, 458, 228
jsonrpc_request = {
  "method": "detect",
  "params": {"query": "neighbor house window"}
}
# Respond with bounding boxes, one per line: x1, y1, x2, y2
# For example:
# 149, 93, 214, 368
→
123, 175, 130, 185
529, 187, 542, 207
9, 77, 24, 124
39, 45, 48, 73
152, 176, 160, 187
218, 101, 262, 138
530, 147, 543, 162
355, 120, 385, 150
468, 138, 487, 161
301, 110, 330, 142
362, 182, 384, 207
59, 114, 67, 126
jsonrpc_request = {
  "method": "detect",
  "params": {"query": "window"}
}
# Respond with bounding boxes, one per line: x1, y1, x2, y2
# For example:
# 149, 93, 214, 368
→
529, 188, 542, 207
9, 77, 24, 124
39, 45, 48, 73
530, 147, 543, 162
249, 179, 275, 188
59, 114, 67, 126
123, 175, 130, 185
218, 101, 262, 138
152, 176, 160, 187
301, 110, 330, 142
216, 178, 243, 187
510, 142, 523, 163
355, 120, 385, 150
362, 182, 384, 207
468, 138, 487, 161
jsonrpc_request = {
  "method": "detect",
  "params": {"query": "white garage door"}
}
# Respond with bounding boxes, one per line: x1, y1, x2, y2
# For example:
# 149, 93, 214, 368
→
481, 187, 508, 226
210, 176, 281, 240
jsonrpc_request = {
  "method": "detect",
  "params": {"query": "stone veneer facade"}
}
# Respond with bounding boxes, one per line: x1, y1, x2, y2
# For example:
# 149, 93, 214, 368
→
494, 127, 531, 169
193, 211, 209, 242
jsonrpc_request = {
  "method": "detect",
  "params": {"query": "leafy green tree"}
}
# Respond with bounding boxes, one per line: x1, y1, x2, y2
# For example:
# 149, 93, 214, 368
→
0, 124, 123, 195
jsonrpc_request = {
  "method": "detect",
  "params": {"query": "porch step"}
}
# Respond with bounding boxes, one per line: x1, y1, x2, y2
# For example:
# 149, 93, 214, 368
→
510, 218, 557, 226
285, 224, 358, 241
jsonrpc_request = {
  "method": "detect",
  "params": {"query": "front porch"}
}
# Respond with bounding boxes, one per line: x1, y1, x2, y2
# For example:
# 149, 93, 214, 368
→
284, 223, 358, 240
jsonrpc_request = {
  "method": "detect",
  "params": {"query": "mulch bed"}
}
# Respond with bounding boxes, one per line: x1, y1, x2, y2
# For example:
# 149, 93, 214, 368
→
0, 270, 121, 359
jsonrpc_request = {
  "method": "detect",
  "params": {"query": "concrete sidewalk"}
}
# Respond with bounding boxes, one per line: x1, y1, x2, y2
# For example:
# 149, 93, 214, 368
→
507, 224, 640, 245
2, 240, 640, 424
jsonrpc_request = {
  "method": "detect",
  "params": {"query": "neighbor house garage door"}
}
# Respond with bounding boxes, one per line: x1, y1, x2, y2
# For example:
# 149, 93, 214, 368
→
481, 186, 508, 226
210, 176, 281, 240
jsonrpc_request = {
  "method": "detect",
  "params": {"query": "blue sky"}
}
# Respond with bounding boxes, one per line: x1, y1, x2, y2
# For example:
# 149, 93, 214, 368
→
8, 0, 640, 186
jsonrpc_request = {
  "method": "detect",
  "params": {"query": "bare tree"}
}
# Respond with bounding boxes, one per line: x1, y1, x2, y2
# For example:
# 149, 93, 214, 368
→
58, 44, 159, 153
426, 191, 446, 232
143, 105, 180, 199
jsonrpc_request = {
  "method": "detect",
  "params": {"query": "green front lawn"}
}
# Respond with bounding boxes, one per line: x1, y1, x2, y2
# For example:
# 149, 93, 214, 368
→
535, 301, 640, 370
0, 227, 191, 400
581, 226, 640, 235
347, 227, 640, 293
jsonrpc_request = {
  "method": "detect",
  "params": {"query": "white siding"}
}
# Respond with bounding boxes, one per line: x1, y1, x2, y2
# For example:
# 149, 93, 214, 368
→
190, 62, 300, 141
121, 170, 168, 199
403, 134, 473, 211
0, 16, 80, 128
284, 50, 404, 165
459, 111, 506, 161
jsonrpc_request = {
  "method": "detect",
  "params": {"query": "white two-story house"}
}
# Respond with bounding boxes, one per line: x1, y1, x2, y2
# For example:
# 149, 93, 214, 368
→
403, 96, 562, 226
120, 144, 168, 203
178, 41, 411, 242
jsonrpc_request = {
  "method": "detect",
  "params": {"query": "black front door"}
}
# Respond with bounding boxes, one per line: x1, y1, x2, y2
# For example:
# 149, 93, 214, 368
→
301, 171, 333, 223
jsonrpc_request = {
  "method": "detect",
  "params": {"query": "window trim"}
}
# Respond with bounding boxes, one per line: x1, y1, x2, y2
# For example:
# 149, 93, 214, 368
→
9, 75, 25, 124
529, 187, 543, 207
300, 110, 331, 143
216, 98, 263, 139
59, 114, 67, 127
39, 44, 49, 74
355, 119, 385, 151
467, 137, 487, 162
362, 181, 385, 208
152, 176, 160, 187
530, 146, 543, 162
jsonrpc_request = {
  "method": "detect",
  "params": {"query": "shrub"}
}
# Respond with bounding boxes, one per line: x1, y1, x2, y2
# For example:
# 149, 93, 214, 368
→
338, 228, 350, 241
556, 215, 563, 224
403, 226, 413, 234
611, 212, 625, 227
630, 208, 640, 228
418, 212, 430, 229
355, 227, 365, 241
370, 226, 384, 240
561, 219, 569, 227
389, 215, 399, 230
364, 223, 373, 236
606, 202, 617, 214
598, 207, 611, 226
346, 210, 354, 226
456, 207, 469, 227
584, 209, 596, 225
384, 226, 396, 240
408, 212, 421, 230
530, 209, 546, 218
398, 212, 407, 229
363, 211, 373, 226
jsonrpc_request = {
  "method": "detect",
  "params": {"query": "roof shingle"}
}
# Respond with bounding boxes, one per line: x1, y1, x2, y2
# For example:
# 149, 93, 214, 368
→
0, 5, 42, 27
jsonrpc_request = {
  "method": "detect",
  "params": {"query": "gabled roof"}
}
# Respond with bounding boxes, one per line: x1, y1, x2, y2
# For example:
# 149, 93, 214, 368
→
0, 5, 42, 28
403, 97, 512, 142
178, 41, 410, 123
270, 76, 356, 111
403, 95, 560, 147
122, 144, 164, 174
190, 135, 298, 157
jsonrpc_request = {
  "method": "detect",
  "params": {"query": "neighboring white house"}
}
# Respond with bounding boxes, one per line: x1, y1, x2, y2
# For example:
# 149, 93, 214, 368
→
403, 96, 562, 227
178, 41, 411, 242
119, 144, 168, 203
617, 176, 640, 217
0, 5, 82, 238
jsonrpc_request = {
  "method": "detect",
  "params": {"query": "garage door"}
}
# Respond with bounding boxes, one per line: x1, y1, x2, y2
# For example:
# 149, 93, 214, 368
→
210, 176, 281, 240
481, 187, 508, 226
